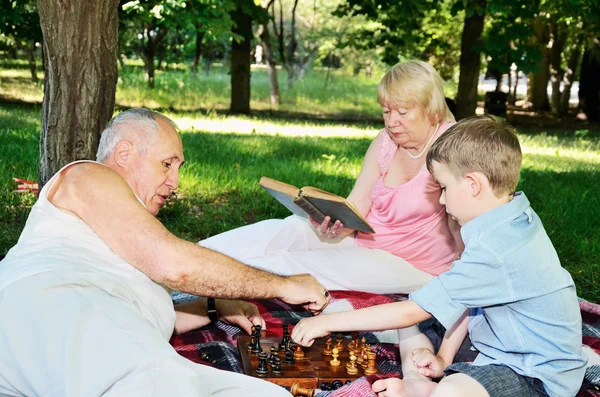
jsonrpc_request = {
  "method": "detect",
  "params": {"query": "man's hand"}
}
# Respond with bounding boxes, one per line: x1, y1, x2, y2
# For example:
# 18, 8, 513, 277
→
412, 348, 447, 379
216, 299, 265, 334
291, 315, 331, 347
280, 274, 331, 314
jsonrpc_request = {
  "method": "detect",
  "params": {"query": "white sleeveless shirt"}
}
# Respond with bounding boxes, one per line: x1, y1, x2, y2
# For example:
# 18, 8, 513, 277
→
0, 161, 176, 339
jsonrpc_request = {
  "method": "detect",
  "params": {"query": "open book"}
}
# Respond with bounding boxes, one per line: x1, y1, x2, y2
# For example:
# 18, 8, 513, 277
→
259, 177, 375, 234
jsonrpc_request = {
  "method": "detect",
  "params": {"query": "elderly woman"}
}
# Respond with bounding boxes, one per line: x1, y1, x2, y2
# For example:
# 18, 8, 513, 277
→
200, 60, 462, 294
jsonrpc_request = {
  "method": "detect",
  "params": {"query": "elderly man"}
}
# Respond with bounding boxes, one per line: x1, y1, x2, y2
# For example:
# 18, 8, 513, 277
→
0, 108, 330, 397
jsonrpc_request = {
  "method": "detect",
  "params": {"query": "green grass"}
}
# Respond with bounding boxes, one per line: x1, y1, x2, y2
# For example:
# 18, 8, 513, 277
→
0, 59, 598, 303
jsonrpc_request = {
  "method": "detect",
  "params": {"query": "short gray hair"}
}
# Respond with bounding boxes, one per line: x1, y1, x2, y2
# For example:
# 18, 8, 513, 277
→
96, 108, 178, 162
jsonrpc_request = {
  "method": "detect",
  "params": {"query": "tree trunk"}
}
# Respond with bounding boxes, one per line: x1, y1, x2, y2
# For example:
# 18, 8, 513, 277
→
550, 18, 567, 115
230, 5, 253, 115
142, 28, 156, 89
191, 28, 204, 75
529, 17, 551, 111
285, 0, 299, 89
258, 16, 280, 106
559, 32, 584, 116
27, 40, 38, 82
455, 0, 487, 120
37, 0, 119, 189
579, 45, 600, 122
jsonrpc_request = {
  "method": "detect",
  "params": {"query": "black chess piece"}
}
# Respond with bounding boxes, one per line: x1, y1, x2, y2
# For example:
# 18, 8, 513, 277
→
283, 348, 295, 364
255, 352, 269, 377
250, 325, 262, 354
267, 346, 277, 364
279, 324, 290, 351
320, 382, 333, 391
332, 380, 344, 389
271, 357, 282, 375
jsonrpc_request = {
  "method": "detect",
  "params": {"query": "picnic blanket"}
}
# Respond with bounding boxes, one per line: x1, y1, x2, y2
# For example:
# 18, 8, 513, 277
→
171, 291, 600, 396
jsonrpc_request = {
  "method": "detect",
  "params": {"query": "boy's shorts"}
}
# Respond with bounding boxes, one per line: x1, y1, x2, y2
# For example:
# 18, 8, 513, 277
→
419, 319, 549, 397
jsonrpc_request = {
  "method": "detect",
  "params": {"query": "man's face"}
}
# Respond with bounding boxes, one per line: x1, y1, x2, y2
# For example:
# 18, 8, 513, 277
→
431, 161, 475, 226
128, 118, 185, 215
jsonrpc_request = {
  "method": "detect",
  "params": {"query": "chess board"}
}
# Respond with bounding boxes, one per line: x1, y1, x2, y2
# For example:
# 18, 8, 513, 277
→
238, 335, 378, 389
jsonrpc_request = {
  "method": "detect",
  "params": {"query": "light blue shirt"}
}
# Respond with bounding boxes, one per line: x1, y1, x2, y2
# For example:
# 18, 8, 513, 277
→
410, 192, 587, 397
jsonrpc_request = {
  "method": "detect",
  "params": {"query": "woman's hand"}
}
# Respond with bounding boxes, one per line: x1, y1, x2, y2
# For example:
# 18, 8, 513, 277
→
309, 216, 353, 239
216, 299, 266, 334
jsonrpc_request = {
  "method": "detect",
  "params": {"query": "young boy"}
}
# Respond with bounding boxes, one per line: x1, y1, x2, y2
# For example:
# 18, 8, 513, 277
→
291, 115, 587, 397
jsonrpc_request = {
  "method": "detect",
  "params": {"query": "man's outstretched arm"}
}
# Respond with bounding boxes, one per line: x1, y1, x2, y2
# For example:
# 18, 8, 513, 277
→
50, 163, 329, 312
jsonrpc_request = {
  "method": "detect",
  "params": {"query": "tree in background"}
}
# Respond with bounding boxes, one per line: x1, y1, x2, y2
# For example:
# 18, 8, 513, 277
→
37, 0, 119, 188
0, 0, 42, 82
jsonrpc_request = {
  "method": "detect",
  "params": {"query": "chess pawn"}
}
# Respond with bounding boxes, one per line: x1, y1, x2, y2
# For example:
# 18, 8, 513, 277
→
290, 383, 316, 397
335, 333, 344, 351
284, 348, 296, 365
255, 352, 269, 377
346, 353, 358, 375
271, 357, 282, 375
267, 346, 278, 364
323, 337, 333, 356
356, 346, 364, 367
293, 344, 305, 359
364, 351, 377, 375
330, 347, 341, 367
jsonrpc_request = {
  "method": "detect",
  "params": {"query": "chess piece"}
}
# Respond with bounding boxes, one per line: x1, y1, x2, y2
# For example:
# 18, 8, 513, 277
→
332, 380, 344, 390
364, 351, 377, 375
293, 344, 305, 359
290, 383, 316, 397
349, 331, 359, 351
346, 353, 358, 375
361, 344, 370, 369
271, 357, 282, 375
320, 382, 332, 391
335, 333, 344, 351
330, 347, 340, 366
267, 346, 278, 364
250, 325, 263, 354
255, 352, 269, 377
284, 348, 296, 365
323, 337, 333, 356
279, 324, 290, 351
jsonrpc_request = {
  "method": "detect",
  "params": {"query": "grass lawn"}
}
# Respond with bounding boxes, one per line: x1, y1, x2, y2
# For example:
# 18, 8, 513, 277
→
0, 60, 598, 302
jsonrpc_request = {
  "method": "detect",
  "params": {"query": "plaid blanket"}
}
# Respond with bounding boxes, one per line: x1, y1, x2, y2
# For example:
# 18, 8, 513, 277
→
170, 291, 600, 396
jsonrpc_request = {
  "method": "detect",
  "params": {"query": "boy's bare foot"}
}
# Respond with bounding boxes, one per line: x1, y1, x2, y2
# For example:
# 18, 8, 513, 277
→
372, 374, 436, 397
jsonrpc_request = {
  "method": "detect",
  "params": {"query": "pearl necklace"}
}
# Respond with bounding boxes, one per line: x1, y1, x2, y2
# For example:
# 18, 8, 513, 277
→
405, 123, 440, 159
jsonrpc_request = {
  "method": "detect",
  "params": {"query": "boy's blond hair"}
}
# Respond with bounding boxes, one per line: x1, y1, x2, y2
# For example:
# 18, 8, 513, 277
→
426, 115, 522, 196
377, 60, 454, 124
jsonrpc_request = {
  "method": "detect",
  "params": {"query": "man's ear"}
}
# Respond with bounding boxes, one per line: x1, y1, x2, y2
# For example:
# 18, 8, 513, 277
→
113, 140, 134, 168
465, 172, 483, 197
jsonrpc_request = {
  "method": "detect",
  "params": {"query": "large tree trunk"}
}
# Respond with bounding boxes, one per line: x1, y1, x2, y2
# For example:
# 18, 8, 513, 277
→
550, 18, 567, 115
230, 5, 253, 115
529, 17, 551, 111
579, 45, 600, 122
285, 0, 299, 89
37, 0, 119, 189
455, 0, 487, 120
559, 32, 585, 116
258, 4, 280, 107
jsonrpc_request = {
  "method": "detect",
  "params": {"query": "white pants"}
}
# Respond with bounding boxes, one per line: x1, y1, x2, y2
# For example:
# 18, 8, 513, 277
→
0, 272, 290, 397
200, 216, 433, 294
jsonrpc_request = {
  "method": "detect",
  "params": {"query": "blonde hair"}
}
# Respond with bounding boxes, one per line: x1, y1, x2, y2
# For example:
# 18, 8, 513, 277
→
426, 115, 522, 196
377, 60, 454, 124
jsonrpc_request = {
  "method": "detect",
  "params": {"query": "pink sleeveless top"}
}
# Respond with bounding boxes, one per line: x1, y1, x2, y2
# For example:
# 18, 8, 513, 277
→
355, 122, 458, 276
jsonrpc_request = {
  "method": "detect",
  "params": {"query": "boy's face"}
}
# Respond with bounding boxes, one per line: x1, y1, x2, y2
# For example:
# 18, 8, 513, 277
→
431, 161, 478, 226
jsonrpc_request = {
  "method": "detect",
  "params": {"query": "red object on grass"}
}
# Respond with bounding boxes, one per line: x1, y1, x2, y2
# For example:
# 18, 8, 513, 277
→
13, 178, 39, 194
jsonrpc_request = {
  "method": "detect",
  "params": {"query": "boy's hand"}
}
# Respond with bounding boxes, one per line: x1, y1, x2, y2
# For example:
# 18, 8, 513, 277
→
291, 315, 331, 347
412, 348, 447, 379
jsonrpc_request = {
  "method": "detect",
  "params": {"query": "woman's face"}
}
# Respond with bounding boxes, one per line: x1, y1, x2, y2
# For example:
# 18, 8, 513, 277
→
382, 104, 433, 148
